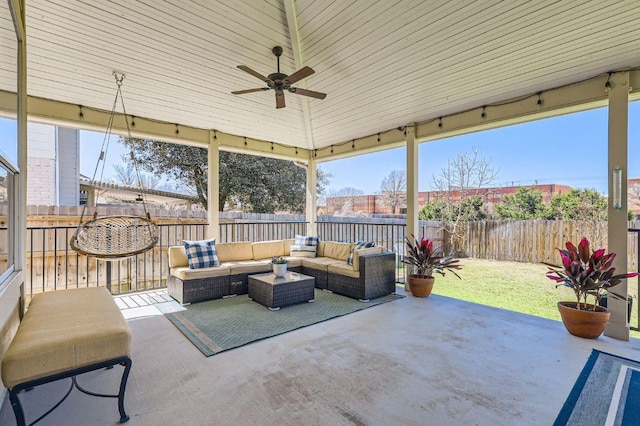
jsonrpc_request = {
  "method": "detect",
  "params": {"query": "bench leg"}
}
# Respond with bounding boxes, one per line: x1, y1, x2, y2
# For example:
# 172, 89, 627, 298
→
118, 359, 132, 423
8, 388, 26, 426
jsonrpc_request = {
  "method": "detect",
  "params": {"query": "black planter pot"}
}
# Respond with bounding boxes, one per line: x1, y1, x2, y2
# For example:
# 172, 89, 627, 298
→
598, 296, 633, 320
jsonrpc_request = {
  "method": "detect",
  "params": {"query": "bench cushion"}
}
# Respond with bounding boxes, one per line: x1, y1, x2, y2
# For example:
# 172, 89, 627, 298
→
1, 287, 131, 389
222, 260, 272, 275
328, 262, 360, 278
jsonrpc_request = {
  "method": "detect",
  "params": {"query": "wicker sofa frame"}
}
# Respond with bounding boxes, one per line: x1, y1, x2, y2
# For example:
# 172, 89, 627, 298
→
168, 241, 396, 304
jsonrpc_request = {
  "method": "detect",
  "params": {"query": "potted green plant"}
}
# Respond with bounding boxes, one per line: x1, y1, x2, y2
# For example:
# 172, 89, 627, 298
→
402, 235, 462, 297
543, 237, 638, 339
272, 256, 289, 278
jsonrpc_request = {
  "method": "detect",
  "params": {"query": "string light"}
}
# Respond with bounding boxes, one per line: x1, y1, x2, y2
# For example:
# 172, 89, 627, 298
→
244, 137, 247, 146
79, 105, 84, 119
331, 145, 334, 154
605, 72, 613, 92
271, 142, 274, 151
377, 133, 380, 143
213, 130, 217, 140
175, 124, 179, 135
438, 117, 443, 128
295, 147, 298, 155
537, 93, 542, 108
131, 116, 136, 127
481, 106, 486, 118
352, 140, 355, 149
314, 149, 317, 157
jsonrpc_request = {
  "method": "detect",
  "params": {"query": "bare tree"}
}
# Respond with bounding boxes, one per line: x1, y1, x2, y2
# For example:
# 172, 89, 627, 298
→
379, 170, 406, 214
113, 163, 159, 190
430, 147, 499, 254
629, 182, 640, 208
327, 187, 365, 215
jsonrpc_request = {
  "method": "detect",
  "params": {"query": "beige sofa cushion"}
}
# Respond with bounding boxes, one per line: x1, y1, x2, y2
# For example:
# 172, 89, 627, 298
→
290, 251, 317, 258
316, 241, 325, 257
283, 239, 295, 256
171, 266, 230, 281
168, 246, 188, 268
323, 242, 353, 261
284, 257, 302, 268
216, 242, 253, 262
1, 287, 131, 389
222, 260, 271, 275
302, 257, 342, 271
353, 246, 385, 271
252, 240, 285, 260
328, 262, 360, 278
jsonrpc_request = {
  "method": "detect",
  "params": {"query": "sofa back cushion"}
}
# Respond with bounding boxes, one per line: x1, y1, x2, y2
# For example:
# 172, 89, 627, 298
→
168, 246, 189, 268
252, 240, 285, 260
216, 242, 253, 262
283, 239, 295, 256
316, 241, 325, 257
323, 241, 353, 261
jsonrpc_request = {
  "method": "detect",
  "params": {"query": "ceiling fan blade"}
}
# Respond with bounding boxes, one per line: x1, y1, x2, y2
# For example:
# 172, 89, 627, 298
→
231, 88, 270, 95
237, 65, 271, 82
289, 87, 327, 100
284, 66, 315, 84
275, 91, 285, 109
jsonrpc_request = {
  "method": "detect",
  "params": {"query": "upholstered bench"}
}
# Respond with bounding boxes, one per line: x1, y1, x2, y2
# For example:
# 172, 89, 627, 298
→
1, 287, 132, 426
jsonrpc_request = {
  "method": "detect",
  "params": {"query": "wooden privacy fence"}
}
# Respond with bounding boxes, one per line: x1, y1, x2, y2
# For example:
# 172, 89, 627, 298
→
463, 220, 639, 270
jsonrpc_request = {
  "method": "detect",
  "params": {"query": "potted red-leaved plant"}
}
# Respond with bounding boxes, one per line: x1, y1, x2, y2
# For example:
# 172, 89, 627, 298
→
543, 237, 638, 339
402, 235, 462, 297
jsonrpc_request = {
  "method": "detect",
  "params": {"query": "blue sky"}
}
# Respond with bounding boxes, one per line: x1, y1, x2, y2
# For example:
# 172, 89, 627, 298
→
319, 102, 640, 195
2, 101, 639, 194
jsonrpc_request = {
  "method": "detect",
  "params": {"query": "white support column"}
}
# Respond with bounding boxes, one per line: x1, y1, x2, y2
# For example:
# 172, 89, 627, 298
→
406, 125, 418, 292
406, 125, 419, 238
207, 131, 220, 241
306, 158, 317, 236
16, 0, 27, 298
605, 71, 630, 341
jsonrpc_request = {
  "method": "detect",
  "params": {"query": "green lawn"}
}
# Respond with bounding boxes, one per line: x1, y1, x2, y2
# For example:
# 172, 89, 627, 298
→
424, 258, 640, 339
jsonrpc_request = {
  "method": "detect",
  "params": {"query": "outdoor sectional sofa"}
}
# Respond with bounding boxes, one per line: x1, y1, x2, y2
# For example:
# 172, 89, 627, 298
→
167, 239, 396, 304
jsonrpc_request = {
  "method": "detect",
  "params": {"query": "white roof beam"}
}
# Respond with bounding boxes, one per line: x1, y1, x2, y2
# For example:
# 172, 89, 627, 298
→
283, 0, 315, 150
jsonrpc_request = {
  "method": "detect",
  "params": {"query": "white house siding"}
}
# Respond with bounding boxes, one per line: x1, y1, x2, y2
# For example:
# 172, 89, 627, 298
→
57, 127, 79, 206
27, 123, 79, 206
27, 122, 56, 206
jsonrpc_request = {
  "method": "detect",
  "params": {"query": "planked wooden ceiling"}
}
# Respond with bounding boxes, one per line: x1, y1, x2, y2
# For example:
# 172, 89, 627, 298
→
3, 0, 640, 150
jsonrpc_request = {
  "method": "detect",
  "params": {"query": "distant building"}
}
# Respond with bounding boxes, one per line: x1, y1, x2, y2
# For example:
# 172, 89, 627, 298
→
323, 184, 574, 216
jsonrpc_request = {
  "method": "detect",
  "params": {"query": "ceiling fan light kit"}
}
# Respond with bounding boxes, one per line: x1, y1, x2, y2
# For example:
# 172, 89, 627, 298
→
232, 46, 327, 108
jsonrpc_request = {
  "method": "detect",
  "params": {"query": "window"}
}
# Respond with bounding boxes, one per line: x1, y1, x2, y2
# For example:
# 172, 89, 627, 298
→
0, 160, 15, 282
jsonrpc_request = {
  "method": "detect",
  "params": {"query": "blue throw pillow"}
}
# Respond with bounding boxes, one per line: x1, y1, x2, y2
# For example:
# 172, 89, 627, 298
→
347, 240, 375, 265
183, 238, 220, 269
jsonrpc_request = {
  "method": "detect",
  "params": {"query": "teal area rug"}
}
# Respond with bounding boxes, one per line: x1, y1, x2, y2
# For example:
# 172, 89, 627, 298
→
165, 289, 403, 356
554, 349, 640, 425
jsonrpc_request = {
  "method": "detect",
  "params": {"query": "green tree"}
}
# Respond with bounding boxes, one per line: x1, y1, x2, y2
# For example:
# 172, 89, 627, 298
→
120, 138, 330, 212
548, 188, 607, 220
494, 186, 552, 220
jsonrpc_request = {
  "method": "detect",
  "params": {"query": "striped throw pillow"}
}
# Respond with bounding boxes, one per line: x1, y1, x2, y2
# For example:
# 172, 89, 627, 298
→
183, 238, 220, 269
346, 241, 375, 265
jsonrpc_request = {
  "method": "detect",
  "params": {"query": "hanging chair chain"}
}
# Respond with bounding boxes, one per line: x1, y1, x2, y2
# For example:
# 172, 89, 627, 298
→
78, 72, 152, 225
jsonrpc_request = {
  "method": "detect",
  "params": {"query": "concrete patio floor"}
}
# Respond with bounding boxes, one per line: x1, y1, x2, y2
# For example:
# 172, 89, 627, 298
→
2, 286, 640, 426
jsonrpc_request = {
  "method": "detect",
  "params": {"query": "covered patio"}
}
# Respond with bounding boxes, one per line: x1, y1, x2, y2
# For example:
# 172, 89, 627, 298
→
2, 0, 640, 424
2, 287, 640, 425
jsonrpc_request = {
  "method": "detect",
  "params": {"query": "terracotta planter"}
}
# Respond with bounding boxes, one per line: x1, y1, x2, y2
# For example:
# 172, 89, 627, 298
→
557, 301, 610, 339
408, 276, 435, 298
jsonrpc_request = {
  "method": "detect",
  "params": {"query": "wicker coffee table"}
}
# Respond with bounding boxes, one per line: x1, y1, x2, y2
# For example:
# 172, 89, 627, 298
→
248, 272, 315, 310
